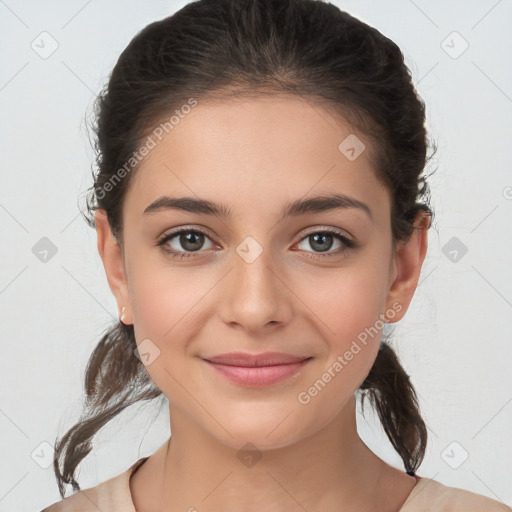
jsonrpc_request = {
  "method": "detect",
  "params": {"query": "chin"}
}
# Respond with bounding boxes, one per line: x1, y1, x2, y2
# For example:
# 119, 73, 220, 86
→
216, 429, 304, 454
204, 409, 314, 453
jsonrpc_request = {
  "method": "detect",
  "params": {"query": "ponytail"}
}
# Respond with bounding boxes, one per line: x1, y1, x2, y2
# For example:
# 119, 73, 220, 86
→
52, 323, 161, 497
360, 340, 427, 474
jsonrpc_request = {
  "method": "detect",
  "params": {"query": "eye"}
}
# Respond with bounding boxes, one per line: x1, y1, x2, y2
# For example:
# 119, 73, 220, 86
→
157, 227, 216, 259
295, 228, 356, 258
156, 226, 356, 260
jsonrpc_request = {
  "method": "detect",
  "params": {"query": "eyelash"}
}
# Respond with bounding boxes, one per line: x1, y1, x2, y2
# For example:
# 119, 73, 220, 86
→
156, 226, 356, 260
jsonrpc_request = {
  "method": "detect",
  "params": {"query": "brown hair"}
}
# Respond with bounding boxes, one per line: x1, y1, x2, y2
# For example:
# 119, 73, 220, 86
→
52, 0, 436, 497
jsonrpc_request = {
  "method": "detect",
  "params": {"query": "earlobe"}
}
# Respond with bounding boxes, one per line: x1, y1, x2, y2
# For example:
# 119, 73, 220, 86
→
94, 209, 132, 324
385, 211, 430, 323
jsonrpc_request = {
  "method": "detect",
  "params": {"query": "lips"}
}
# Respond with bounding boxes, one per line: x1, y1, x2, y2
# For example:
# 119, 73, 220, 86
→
201, 352, 313, 387
203, 352, 311, 367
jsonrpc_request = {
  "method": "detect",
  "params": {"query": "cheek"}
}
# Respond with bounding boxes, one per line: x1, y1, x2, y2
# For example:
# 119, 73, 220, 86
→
128, 257, 211, 340
128, 264, 221, 392
299, 262, 390, 349
293, 270, 387, 423
128, 268, 202, 397
290, 255, 391, 402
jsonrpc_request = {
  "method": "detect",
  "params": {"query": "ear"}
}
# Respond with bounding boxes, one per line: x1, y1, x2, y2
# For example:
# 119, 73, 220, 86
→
95, 209, 133, 325
384, 210, 430, 323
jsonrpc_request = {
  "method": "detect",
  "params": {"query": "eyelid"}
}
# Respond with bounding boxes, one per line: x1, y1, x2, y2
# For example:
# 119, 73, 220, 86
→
158, 224, 353, 243
296, 225, 353, 242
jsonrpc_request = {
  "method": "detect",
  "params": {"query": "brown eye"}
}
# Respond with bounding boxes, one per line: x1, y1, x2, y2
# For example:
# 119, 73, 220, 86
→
307, 233, 335, 252
175, 231, 205, 252
157, 228, 215, 258
296, 229, 355, 257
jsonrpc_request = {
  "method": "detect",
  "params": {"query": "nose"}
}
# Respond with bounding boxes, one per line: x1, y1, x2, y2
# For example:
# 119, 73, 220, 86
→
217, 242, 293, 334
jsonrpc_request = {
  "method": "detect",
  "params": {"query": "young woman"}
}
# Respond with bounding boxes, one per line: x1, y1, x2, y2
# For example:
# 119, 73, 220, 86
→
41, 0, 511, 511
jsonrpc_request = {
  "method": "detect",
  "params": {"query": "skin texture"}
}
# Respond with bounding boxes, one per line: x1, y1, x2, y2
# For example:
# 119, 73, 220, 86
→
95, 93, 429, 512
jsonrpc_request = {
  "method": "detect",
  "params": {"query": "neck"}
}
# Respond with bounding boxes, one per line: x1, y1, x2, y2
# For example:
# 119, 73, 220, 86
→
131, 395, 416, 512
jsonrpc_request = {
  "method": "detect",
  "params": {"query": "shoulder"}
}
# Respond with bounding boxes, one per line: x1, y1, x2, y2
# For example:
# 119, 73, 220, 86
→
40, 458, 148, 512
400, 476, 512, 512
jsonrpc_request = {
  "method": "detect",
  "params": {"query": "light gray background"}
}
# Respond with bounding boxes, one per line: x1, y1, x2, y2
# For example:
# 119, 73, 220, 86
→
1, 1, 511, 510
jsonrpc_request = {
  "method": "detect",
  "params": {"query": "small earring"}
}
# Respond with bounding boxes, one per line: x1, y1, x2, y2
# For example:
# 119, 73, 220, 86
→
120, 306, 126, 322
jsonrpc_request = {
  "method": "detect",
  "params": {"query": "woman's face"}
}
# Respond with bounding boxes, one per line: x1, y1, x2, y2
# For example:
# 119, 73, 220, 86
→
97, 93, 425, 450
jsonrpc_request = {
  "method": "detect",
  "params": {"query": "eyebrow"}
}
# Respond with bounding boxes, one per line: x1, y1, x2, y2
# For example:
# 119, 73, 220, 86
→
143, 193, 373, 221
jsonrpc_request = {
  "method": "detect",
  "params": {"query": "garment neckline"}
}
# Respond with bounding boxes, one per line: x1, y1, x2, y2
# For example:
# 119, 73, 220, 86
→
127, 457, 423, 510
130, 456, 150, 477
399, 475, 427, 510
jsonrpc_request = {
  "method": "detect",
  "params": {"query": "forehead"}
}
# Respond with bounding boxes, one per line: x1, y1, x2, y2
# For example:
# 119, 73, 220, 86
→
123, 94, 391, 225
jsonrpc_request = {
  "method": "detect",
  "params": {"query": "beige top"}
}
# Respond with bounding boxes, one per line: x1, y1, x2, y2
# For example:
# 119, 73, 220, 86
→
41, 457, 512, 512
